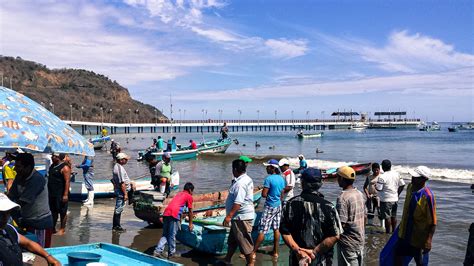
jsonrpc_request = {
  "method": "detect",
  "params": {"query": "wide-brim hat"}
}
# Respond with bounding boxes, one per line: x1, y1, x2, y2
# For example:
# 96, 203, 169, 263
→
0, 193, 20, 212
116, 152, 130, 160
409, 166, 431, 179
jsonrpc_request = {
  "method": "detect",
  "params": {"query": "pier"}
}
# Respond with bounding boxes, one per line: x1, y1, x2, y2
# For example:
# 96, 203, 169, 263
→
68, 118, 422, 135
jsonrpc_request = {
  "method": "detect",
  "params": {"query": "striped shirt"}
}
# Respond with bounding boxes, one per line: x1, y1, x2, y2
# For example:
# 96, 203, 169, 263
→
336, 188, 366, 252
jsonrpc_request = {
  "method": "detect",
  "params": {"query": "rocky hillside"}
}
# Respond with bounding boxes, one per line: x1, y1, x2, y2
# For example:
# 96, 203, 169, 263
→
0, 56, 167, 123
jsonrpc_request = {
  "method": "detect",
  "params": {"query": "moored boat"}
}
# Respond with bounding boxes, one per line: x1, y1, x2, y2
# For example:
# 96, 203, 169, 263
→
323, 162, 372, 179
69, 172, 180, 202
138, 148, 198, 161
45, 242, 180, 265
448, 125, 460, 132
89, 135, 111, 150
459, 122, 474, 130
419, 122, 441, 131
197, 138, 233, 154
176, 212, 283, 255
296, 132, 324, 139
133, 188, 262, 226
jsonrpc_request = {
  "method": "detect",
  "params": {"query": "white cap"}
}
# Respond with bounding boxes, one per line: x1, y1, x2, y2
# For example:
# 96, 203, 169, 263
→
298, 154, 305, 159
116, 153, 130, 160
278, 158, 290, 167
408, 166, 431, 179
0, 193, 20, 211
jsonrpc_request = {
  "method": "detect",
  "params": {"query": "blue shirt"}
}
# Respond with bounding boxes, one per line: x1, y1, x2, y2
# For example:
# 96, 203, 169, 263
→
300, 159, 308, 169
225, 173, 255, 220
157, 139, 164, 149
263, 174, 285, 208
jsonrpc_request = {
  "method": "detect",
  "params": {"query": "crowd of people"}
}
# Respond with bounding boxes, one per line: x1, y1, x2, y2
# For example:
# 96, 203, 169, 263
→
1, 143, 438, 266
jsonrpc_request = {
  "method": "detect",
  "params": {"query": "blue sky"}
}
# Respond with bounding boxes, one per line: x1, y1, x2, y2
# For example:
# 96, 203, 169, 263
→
1, 0, 473, 121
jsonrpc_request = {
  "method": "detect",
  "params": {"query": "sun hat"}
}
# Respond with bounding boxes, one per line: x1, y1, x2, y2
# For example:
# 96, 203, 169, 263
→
0, 193, 20, 212
162, 152, 171, 159
409, 166, 431, 179
239, 155, 253, 163
263, 159, 280, 169
300, 168, 323, 183
337, 166, 356, 180
116, 153, 130, 160
298, 154, 305, 159
278, 158, 290, 167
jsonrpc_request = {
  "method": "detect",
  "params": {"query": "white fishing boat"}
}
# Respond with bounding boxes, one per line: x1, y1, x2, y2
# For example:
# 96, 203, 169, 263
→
197, 138, 233, 154
89, 135, 111, 150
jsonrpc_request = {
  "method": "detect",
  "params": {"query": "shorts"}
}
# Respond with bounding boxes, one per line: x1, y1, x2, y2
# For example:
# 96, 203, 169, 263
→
49, 196, 68, 215
258, 205, 282, 234
338, 248, 363, 266
394, 239, 427, 265
228, 219, 254, 256
380, 201, 398, 219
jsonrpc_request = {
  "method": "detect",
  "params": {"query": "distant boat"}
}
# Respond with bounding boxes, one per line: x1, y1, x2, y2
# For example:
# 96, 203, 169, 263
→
349, 122, 368, 131
459, 122, 474, 130
448, 125, 460, 132
419, 122, 440, 131
89, 135, 111, 150
133, 187, 262, 226
46, 242, 179, 265
296, 132, 324, 139
176, 212, 283, 255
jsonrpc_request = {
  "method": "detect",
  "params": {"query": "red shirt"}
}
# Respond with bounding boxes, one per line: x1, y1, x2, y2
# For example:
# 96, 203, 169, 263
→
163, 191, 193, 219
191, 141, 197, 149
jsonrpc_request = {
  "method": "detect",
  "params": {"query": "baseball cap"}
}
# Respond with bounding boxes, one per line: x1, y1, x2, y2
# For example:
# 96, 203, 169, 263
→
278, 158, 290, 167
0, 193, 20, 212
116, 152, 130, 160
409, 166, 431, 179
298, 154, 305, 159
337, 166, 356, 180
263, 159, 280, 169
162, 152, 171, 159
300, 168, 323, 183
239, 155, 253, 163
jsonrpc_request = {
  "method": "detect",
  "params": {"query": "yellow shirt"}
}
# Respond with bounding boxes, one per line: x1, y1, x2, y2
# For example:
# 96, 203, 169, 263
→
3, 163, 16, 180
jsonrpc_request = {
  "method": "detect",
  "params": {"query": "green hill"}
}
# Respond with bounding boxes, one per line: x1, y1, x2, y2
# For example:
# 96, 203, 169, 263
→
0, 56, 167, 123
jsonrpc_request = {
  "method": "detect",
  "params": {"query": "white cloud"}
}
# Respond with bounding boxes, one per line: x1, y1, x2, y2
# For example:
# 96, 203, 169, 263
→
0, 1, 211, 85
172, 67, 474, 101
265, 39, 308, 59
321, 30, 474, 74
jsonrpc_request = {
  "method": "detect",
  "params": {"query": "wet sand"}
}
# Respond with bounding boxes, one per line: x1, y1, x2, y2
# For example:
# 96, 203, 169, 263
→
49, 177, 472, 265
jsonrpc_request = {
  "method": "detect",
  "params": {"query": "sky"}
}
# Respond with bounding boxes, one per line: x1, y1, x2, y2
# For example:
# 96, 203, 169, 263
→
0, 0, 473, 121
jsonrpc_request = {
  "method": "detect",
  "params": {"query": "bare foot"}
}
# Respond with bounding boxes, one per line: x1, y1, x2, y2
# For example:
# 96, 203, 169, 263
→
56, 228, 66, 235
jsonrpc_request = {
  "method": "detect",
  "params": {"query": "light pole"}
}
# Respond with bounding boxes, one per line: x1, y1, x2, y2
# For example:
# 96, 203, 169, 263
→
306, 111, 310, 121
291, 110, 294, 121
218, 109, 223, 122
100, 107, 104, 124
154, 109, 157, 124
135, 109, 139, 123
257, 110, 260, 125
274, 110, 277, 121
128, 109, 132, 124
178, 109, 182, 122
49, 103, 54, 114
201, 109, 205, 124
69, 104, 73, 121
109, 109, 113, 122
81, 106, 84, 121
238, 109, 242, 124
183, 109, 186, 121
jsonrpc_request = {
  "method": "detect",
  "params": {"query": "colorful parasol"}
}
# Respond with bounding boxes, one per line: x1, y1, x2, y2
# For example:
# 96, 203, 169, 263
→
0, 86, 94, 156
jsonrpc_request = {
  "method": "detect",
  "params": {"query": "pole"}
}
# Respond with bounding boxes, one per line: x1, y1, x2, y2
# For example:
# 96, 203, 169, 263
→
70, 104, 73, 121
81, 106, 84, 120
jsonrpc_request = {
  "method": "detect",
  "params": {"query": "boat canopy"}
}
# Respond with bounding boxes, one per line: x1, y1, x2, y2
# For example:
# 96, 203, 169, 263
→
331, 112, 359, 116
374, 112, 407, 116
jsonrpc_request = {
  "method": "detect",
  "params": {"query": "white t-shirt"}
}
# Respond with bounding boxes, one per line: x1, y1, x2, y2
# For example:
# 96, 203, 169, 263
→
376, 170, 405, 202
282, 169, 296, 201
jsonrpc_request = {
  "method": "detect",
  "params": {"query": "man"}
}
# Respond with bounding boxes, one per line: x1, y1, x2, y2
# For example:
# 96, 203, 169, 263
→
189, 139, 198, 150
101, 127, 108, 137
395, 166, 436, 266
279, 158, 296, 204
296, 154, 308, 174
157, 136, 164, 152
280, 168, 341, 266
155, 152, 173, 195
2, 152, 16, 192
76, 156, 94, 206
48, 153, 71, 235
110, 139, 120, 160
336, 166, 366, 266
363, 163, 381, 222
221, 122, 229, 139
111, 152, 132, 232
8, 153, 53, 248
376, 159, 405, 233
154, 182, 195, 259
222, 159, 255, 265
0, 193, 60, 265
150, 138, 158, 150
252, 159, 286, 259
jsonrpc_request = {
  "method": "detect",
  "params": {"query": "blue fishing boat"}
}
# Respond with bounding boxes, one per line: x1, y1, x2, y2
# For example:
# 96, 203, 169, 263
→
137, 148, 198, 161
89, 135, 111, 150
46, 242, 181, 265
197, 138, 233, 154
176, 212, 283, 255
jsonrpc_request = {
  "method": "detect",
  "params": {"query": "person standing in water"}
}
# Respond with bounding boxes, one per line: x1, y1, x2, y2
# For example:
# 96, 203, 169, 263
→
111, 153, 132, 232
156, 152, 173, 196
220, 122, 229, 139
48, 153, 71, 235
76, 156, 94, 206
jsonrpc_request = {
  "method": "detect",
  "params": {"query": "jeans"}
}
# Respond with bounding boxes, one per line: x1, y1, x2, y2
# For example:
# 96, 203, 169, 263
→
155, 216, 180, 256
338, 247, 363, 266
114, 190, 125, 215
84, 171, 94, 191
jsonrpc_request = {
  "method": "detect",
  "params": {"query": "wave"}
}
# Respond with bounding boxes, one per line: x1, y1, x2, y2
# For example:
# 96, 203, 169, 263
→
285, 158, 474, 184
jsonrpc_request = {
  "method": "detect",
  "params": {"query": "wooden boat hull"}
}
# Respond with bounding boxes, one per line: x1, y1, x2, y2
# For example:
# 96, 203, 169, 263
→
138, 149, 198, 161
69, 172, 180, 202
297, 132, 324, 139
198, 139, 232, 154
323, 162, 372, 179
133, 188, 262, 226
46, 242, 180, 265
176, 212, 283, 255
